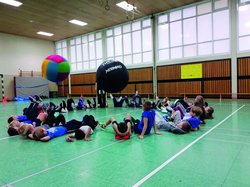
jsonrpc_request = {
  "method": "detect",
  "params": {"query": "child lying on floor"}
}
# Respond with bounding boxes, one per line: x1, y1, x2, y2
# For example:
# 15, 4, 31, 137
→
155, 111, 191, 134
66, 115, 98, 142
100, 114, 132, 140
30, 119, 83, 142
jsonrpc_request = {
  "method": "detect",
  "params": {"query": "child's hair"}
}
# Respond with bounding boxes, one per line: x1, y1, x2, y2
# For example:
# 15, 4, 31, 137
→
7, 116, 14, 124
195, 95, 204, 103
118, 122, 128, 133
191, 106, 203, 117
7, 127, 19, 136
181, 121, 191, 132
34, 128, 46, 140
206, 106, 214, 119
143, 101, 152, 111
75, 129, 85, 140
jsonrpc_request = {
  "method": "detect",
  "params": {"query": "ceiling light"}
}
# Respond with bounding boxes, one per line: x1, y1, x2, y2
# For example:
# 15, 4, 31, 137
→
69, 19, 88, 26
37, 31, 54, 37
0, 0, 22, 7
116, 1, 136, 11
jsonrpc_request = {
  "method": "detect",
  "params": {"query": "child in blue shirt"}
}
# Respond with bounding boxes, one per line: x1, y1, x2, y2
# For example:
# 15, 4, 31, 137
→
77, 95, 87, 110
133, 101, 161, 139
30, 119, 84, 142
187, 106, 203, 131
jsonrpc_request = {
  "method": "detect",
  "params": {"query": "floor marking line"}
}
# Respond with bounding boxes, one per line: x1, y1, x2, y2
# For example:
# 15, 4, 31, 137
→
0, 109, 137, 141
202, 127, 250, 133
132, 105, 245, 187
3, 141, 121, 186
203, 137, 250, 145
0, 136, 18, 141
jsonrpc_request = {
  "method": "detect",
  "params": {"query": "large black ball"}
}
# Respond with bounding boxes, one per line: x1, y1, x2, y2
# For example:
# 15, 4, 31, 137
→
96, 60, 129, 93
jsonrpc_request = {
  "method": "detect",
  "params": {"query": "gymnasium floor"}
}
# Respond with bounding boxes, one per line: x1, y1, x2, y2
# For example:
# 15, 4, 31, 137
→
0, 99, 250, 187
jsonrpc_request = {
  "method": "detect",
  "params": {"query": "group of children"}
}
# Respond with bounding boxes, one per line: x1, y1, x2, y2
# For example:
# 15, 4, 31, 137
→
154, 95, 214, 134
6, 94, 214, 142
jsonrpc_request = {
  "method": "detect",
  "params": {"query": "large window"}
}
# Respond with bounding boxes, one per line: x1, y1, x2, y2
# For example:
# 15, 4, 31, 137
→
69, 32, 103, 72
157, 0, 230, 62
55, 0, 250, 73
238, 0, 250, 52
106, 18, 153, 65
55, 40, 68, 60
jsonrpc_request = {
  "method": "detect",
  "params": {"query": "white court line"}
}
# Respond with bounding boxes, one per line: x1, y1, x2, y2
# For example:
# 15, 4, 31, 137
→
203, 137, 250, 146
3, 141, 122, 186
0, 109, 138, 141
0, 136, 18, 141
202, 126, 250, 133
132, 105, 245, 187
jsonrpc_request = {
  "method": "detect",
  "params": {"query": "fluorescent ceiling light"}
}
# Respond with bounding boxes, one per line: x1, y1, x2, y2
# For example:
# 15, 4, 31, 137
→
69, 19, 88, 26
116, 1, 136, 11
0, 0, 22, 7
37, 31, 54, 37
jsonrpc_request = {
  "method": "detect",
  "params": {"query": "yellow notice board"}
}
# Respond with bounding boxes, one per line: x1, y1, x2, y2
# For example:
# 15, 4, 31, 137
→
181, 64, 202, 79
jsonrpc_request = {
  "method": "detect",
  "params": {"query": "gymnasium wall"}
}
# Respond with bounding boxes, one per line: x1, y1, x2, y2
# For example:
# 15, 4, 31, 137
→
0, 32, 56, 100
59, 57, 250, 99
0, 33, 54, 75
58, 67, 153, 97
157, 59, 231, 98
238, 57, 250, 98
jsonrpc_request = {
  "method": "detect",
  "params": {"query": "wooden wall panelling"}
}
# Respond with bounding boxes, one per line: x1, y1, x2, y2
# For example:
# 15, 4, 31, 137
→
203, 59, 231, 78
128, 68, 153, 82
64, 86, 69, 96
58, 86, 64, 96
238, 79, 250, 98
157, 65, 180, 80
81, 73, 96, 84
71, 86, 82, 94
70, 73, 96, 85
157, 81, 201, 98
158, 82, 179, 97
238, 58, 250, 76
136, 83, 153, 94
204, 80, 231, 95
121, 84, 135, 94
71, 74, 82, 85
82, 85, 94, 94
179, 81, 201, 94
238, 79, 250, 93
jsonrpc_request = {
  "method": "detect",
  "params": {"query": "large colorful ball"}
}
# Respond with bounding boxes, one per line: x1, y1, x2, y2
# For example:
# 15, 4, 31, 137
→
42, 54, 70, 83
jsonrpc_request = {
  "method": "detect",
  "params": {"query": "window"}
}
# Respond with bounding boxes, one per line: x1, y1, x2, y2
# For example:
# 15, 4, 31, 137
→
170, 21, 182, 47
157, 0, 230, 63
197, 2, 212, 15
214, 0, 228, 10
68, 32, 103, 72
183, 6, 196, 18
198, 14, 212, 43
213, 10, 229, 40
106, 18, 152, 65
183, 17, 197, 44
55, 40, 68, 59
170, 10, 182, 22
158, 24, 169, 49
238, 2, 250, 52
238, 4, 250, 36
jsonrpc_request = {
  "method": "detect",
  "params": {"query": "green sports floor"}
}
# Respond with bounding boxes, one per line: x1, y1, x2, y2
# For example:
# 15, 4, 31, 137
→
0, 98, 250, 187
